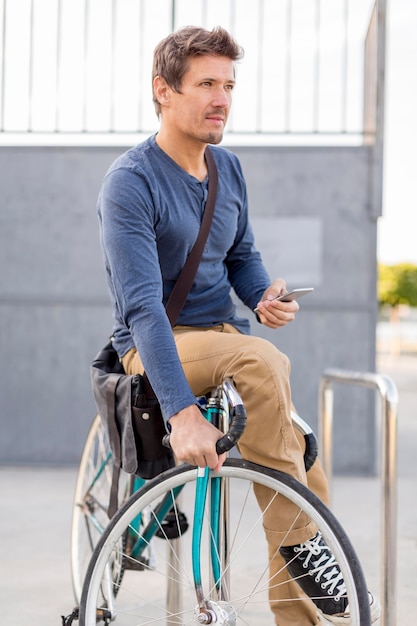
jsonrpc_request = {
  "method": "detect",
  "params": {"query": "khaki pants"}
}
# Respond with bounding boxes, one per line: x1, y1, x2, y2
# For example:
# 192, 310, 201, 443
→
122, 324, 329, 625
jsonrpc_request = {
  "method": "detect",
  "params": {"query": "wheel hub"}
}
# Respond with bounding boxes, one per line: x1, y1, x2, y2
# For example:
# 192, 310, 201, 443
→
195, 600, 237, 625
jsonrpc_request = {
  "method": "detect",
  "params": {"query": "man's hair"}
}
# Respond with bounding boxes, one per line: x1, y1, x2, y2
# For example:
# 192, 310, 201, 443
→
152, 26, 244, 115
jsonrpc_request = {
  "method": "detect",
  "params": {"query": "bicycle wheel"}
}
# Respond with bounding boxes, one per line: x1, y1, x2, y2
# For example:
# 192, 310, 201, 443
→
79, 458, 371, 626
71, 414, 132, 602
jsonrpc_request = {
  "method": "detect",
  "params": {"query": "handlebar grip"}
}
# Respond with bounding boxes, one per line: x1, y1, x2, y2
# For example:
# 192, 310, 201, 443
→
215, 405, 246, 454
303, 432, 318, 472
290, 410, 318, 472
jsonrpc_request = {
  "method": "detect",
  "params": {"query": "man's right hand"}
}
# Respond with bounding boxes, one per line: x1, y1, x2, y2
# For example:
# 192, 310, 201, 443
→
255, 277, 299, 329
168, 405, 227, 472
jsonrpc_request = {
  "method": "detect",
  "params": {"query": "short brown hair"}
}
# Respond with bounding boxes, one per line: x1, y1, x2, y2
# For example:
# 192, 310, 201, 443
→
152, 26, 244, 115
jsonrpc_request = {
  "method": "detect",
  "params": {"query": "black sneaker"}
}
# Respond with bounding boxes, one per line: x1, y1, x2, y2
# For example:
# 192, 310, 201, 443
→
279, 531, 381, 624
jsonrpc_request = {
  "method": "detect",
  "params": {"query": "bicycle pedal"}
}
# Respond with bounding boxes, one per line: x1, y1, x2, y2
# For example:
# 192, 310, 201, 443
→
155, 510, 189, 539
96, 608, 112, 624
125, 555, 149, 571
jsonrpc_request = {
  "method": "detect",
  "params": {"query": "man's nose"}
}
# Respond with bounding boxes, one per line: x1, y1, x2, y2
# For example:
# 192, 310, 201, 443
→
212, 86, 230, 108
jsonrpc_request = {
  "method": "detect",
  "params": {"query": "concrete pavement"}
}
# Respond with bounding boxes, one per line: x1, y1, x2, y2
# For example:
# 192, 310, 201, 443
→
1, 351, 416, 625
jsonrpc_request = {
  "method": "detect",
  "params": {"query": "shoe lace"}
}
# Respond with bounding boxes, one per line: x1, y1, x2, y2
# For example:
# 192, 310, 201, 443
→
294, 532, 347, 601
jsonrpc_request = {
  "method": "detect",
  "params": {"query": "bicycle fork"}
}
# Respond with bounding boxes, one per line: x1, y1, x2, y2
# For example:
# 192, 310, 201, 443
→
193, 392, 235, 625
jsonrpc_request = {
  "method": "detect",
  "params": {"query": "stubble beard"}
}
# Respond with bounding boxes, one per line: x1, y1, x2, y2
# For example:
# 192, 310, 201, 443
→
205, 131, 224, 145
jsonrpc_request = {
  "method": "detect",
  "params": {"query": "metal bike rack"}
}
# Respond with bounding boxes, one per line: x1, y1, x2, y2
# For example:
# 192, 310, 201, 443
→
318, 369, 398, 626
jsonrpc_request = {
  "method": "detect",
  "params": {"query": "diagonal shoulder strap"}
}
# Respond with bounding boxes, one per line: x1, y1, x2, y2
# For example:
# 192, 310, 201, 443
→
164, 147, 218, 326
106, 373, 123, 518
106, 151, 218, 517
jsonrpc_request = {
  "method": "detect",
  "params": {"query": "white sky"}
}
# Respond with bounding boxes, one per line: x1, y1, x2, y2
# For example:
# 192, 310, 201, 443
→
377, 0, 417, 265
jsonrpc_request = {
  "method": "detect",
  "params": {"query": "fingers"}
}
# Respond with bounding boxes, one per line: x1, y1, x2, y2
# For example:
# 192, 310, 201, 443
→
169, 410, 226, 470
214, 452, 227, 473
256, 299, 299, 328
190, 449, 224, 470
179, 439, 224, 470
268, 277, 287, 296
177, 446, 224, 470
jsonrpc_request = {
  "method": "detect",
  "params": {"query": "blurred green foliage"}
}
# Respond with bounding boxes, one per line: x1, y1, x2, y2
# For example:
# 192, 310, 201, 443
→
378, 263, 417, 307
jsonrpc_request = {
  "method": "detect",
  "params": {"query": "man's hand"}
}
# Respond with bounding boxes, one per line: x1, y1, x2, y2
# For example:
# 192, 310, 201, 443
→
255, 278, 299, 329
168, 405, 227, 472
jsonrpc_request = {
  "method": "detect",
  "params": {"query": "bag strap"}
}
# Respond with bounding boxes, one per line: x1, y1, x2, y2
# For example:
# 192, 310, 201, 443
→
106, 373, 123, 518
164, 147, 218, 326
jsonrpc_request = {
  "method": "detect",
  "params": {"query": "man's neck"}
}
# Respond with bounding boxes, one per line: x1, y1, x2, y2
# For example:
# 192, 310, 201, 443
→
156, 131, 208, 181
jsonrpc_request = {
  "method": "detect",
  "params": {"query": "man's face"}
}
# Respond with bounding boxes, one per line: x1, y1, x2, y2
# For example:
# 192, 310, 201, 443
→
161, 55, 235, 145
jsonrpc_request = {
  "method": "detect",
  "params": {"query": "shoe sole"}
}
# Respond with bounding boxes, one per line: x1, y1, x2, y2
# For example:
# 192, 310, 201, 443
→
319, 595, 381, 624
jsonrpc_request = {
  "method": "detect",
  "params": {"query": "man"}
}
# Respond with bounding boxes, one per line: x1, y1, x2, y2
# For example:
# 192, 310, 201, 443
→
97, 25, 379, 625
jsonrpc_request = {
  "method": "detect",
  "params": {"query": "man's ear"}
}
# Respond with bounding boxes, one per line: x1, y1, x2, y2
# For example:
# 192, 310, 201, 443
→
153, 76, 170, 108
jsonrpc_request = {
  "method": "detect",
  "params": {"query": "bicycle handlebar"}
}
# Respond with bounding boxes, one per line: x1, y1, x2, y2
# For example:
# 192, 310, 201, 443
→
290, 410, 318, 472
215, 402, 247, 454
162, 378, 247, 456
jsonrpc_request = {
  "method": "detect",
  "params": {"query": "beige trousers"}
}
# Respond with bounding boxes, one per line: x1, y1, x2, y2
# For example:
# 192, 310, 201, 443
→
122, 323, 329, 625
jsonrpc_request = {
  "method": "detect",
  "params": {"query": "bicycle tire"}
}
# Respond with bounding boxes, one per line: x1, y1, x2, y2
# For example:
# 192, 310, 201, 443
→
79, 458, 371, 626
70, 415, 132, 602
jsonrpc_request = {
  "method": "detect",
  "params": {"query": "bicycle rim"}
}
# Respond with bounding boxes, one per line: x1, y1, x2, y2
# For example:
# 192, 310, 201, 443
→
80, 459, 370, 626
70, 415, 131, 602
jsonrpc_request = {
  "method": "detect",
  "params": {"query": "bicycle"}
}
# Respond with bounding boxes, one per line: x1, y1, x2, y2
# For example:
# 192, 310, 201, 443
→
71, 379, 372, 626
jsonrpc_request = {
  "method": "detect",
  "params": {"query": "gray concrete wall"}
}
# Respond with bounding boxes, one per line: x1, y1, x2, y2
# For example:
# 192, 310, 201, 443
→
0, 144, 378, 473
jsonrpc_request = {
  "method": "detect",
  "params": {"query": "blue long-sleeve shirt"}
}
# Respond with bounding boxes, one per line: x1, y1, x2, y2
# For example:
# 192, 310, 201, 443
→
98, 134, 271, 420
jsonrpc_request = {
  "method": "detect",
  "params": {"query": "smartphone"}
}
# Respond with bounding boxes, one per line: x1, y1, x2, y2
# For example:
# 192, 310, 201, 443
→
273, 287, 314, 302
254, 287, 314, 312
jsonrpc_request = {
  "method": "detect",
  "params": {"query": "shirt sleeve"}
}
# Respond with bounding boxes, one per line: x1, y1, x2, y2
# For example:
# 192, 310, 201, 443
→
225, 170, 271, 310
98, 166, 197, 420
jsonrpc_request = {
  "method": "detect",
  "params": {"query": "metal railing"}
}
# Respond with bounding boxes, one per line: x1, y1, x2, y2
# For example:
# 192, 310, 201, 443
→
0, 0, 379, 142
319, 368, 398, 626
